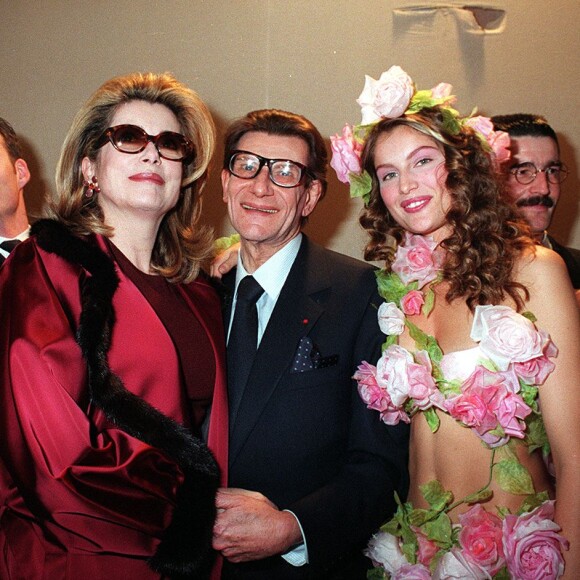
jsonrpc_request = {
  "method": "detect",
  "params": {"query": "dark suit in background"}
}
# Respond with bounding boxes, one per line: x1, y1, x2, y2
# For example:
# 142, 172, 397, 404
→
548, 235, 580, 289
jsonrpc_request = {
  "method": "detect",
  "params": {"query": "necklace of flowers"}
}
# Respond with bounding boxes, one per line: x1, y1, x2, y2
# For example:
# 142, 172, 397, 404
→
357, 233, 566, 578
329, 65, 511, 205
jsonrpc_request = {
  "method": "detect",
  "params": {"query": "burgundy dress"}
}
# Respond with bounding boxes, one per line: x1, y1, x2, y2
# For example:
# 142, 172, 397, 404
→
0, 227, 228, 579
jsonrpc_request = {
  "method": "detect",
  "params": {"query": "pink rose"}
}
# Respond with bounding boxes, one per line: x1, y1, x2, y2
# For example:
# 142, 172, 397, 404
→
401, 290, 425, 316
392, 233, 444, 288
365, 531, 408, 575
465, 116, 512, 165
330, 123, 363, 183
487, 129, 511, 165
430, 82, 455, 102
445, 366, 531, 447
433, 547, 489, 579
503, 501, 569, 579
471, 305, 551, 371
465, 115, 494, 137
355, 361, 410, 425
392, 563, 431, 580
512, 336, 558, 385
412, 525, 439, 567
357, 65, 414, 124
407, 351, 445, 411
459, 504, 505, 575
378, 301, 405, 336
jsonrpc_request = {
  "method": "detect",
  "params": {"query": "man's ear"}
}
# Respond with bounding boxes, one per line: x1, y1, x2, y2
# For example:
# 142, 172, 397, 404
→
221, 169, 231, 203
14, 159, 31, 190
301, 180, 323, 218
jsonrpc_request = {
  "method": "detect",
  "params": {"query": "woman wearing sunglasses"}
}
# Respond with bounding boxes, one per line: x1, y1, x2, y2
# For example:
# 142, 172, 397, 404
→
0, 73, 227, 579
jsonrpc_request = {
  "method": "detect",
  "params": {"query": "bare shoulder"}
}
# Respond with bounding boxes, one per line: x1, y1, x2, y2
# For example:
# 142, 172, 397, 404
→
515, 245, 572, 298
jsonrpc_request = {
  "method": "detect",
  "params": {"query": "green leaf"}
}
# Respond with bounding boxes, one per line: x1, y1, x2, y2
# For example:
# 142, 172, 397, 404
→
424, 512, 454, 547
493, 566, 511, 580
213, 233, 240, 253
420, 480, 454, 511
518, 491, 549, 515
520, 382, 539, 408
349, 170, 372, 204
424, 407, 440, 433
440, 107, 462, 134
496, 505, 511, 519
463, 488, 494, 505
408, 507, 434, 528
366, 567, 388, 580
524, 412, 549, 455
376, 270, 408, 304
438, 378, 462, 397
382, 334, 398, 351
494, 458, 535, 495
406, 320, 444, 363
422, 286, 435, 317
521, 310, 537, 323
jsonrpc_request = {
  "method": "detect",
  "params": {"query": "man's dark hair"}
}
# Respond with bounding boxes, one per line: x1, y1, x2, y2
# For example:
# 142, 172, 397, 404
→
491, 114, 558, 147
0, 117, 24, 162
223, 109, 328, 198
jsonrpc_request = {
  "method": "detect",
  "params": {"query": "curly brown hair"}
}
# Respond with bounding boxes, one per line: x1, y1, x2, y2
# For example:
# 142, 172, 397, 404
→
359, 107, 534, 311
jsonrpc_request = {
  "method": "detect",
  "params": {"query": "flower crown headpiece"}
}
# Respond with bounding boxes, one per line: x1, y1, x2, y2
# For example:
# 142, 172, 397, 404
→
330, 66, 510, 204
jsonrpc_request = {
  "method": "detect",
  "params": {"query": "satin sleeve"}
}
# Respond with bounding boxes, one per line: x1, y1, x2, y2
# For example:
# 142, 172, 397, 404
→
0, 242, 180, 557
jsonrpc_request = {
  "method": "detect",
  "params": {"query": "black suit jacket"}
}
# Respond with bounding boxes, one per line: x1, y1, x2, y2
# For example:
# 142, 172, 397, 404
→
548, 235, 580, 289
222, 236, 409, 579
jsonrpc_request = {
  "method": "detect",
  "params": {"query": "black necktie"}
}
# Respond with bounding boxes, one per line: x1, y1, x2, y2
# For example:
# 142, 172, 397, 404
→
0, 239, 20, 266
227, 276, 264, 425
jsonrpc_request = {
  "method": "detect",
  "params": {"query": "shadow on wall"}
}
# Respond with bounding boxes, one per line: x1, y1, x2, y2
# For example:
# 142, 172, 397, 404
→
550, 133, 579, 247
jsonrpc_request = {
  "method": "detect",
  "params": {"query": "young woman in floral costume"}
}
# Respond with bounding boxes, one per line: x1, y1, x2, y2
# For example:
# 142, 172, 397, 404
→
331, 66, 579, 579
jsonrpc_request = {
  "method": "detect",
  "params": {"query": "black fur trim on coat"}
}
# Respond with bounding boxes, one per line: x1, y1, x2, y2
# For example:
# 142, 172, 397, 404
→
32, 219, 219, 579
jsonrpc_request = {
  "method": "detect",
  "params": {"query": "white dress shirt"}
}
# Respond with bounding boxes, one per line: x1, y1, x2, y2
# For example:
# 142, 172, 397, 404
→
0, 227, 30, 261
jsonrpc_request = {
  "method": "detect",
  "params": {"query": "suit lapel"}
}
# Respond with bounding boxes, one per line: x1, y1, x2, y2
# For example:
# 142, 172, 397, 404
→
229, 237, 331, 464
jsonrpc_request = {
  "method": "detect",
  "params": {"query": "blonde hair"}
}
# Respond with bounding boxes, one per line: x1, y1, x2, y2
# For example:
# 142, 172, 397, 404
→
50, 72, 216, 282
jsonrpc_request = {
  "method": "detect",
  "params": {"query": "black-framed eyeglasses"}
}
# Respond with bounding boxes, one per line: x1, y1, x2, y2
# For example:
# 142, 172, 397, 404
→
95, 124, 194, 162
509, 162, 569, 185
228, 150, 311, 188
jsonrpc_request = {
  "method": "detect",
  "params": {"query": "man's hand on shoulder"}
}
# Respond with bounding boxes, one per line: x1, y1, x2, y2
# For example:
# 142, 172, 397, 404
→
212, 488, 301, 563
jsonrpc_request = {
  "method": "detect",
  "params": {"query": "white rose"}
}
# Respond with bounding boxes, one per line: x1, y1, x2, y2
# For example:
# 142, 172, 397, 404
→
433, 548, 490, 580
378, 301, 405, 336
364, 531, 408, 575
356, 65, 414, 125
471, 305, 547, 371
376, 345, 413, 407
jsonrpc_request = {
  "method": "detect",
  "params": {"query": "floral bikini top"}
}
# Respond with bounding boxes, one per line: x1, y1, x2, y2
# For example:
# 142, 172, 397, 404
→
357, 233, 568, 579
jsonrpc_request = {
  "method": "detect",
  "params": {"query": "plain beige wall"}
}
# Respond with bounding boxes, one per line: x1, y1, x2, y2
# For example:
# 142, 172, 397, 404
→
2, 0, 579, 260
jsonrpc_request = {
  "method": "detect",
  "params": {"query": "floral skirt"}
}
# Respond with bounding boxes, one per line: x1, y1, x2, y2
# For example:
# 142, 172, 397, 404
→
366, 499, 568, 579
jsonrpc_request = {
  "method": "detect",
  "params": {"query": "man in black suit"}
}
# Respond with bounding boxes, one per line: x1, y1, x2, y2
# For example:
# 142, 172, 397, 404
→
0, 117, 30, 266
212, 109, 408, 578
492, 114, 580, 294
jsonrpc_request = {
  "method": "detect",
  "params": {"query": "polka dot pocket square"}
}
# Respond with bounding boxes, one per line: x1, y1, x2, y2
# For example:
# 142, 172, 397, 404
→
290, 336, 339, 373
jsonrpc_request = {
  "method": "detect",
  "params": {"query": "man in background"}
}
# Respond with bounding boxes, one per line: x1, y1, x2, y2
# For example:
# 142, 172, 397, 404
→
492, 113, 580, 290
0, 117, 30, 266
212, 109, 408, 578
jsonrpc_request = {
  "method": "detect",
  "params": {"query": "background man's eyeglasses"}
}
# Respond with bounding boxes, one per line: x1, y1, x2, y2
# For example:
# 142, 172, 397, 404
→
228, 150, 311, 188
96, 124, 194, 162
510, 162, 569, 185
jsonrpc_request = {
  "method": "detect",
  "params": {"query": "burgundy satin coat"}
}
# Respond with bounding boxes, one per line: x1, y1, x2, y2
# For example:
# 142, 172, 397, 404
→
0, 229, 228, 579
